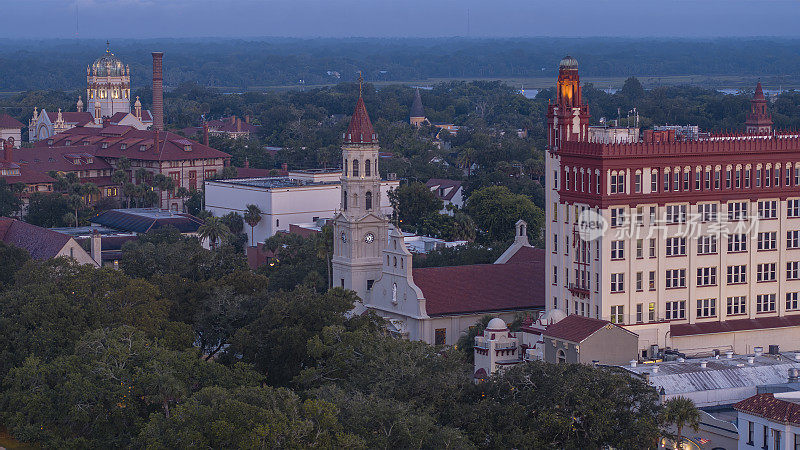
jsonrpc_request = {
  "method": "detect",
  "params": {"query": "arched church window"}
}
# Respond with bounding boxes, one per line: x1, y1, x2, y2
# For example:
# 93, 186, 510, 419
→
365, 159, 371, 177
387, 255, 390, 265
400, 258, 403, 268
365, 191, 372, 210
393, 257, 397, 267
344, 159, 348, 175
353, 159, 359, 177
343, 190, 348, 211
557, 349, 566, 363
353, 193, 358, 207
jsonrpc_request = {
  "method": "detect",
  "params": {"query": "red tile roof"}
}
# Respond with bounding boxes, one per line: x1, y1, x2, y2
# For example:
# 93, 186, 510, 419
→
412, 248, 544, 316
107, 112, 130, 123
35, 126, 230, 162
671, 314, 800, 337
15, 146, 112, 173
503, 245, 540, 265
543, 315, 614, 343
0, 217, 71, 260
344, 96, 377, 144
734, 393, 800, 425
46, 111, 95, 126
0, 114, 23, 129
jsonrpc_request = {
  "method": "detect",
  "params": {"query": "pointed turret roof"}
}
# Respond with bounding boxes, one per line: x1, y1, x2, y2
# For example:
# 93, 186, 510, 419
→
344, 93, 377, 145
410, 88, 425, 118
754, 82, 766, 101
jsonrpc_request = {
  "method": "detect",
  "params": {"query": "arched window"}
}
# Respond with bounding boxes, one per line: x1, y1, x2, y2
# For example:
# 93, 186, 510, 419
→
344, 159, 348, 175
557, 349, 566, 364
393, 256, 397, 267
343, 190, 348, 210
353, 194, 358, 207
352, 159, 359, 177
365, 191, 373, 210
365, 159, 371, 177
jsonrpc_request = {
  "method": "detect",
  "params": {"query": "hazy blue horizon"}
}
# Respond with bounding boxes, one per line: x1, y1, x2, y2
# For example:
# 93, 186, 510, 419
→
4, 0, 797, 39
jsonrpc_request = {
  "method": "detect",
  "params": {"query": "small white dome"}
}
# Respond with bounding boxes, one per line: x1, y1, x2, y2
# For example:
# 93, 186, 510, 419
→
486, 318, 507, 330
542, 309, 567, 325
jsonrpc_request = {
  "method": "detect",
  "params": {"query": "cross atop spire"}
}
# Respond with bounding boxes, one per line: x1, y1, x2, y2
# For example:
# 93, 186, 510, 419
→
106, 40, 110, 53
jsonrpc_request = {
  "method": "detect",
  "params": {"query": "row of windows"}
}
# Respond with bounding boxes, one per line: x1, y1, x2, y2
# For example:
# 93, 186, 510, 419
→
607, 262, 800, 292
560, 164, 800, 195
609, 293, 800, 324
342, 190, 374, 211
745, 420, 799, 449
606, 231, 800, 260
343, 158, 373, 178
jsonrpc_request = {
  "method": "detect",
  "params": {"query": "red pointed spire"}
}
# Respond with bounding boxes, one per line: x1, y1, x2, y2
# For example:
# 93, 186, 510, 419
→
754, 81, 765, 100
344, 73, 377, 145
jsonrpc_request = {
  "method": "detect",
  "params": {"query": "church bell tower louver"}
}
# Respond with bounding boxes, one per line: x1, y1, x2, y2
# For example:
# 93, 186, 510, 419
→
332, 75, 389, 302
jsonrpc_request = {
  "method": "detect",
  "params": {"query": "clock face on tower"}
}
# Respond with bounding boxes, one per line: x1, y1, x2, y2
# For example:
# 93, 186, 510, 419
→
340, 232, 347, 243
364, 232, 375, 244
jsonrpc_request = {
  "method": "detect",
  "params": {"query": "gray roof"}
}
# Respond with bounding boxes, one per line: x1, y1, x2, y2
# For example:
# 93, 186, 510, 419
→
410, 88, 425, 118
624, 353, 800, 397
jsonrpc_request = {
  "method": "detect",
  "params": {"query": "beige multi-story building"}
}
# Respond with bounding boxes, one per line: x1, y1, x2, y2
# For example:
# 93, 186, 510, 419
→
545, 57, 800, 356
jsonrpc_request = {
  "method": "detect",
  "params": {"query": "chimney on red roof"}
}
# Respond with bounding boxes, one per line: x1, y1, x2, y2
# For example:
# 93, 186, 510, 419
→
203, 123, 209, 147
244, 157, 250, 168
151, 52, 164, 132
236, 118, 242, 132
245, 115, 250, 124
3, 140, 12, 162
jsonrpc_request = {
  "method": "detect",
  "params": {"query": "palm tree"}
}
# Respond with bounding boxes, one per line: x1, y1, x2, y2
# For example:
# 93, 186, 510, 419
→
197, 216, 231, 250
315, 224, 334, 288
67, 194, 82, 227
175, 187, 191, 212
663, 396, 700, 449
243, 204, 262, 247
457, 147, 477, 176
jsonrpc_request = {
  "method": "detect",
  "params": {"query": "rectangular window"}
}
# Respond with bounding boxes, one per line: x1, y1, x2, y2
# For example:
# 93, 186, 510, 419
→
787, 261, 800, 280
651, 171, 658, 192
636, 271, 643, 291
757, 263, 777, 282
727, 265, 747, 284
673, 171, 680, 191
552, 266, 558, 285
766, 168, 772, 187
758, 200, 777, 219
699, 203, 718, 222
611, 273, 624, 293
725, 169, 732, 189
695, 170, 701, 190
648, 302, 656, 322
728, 233, 747, 252
666, 204, 687, 224
747, 421, 754, 445
787, 292, 800, 311
611, 305, 624, 324
636, 207, 643, 226
649, 271, 656, 291
553, 234, 558, 253
735, 168, 741, 188
788, 230, 800, 249
705, 170, 711, 190
636, 239, 643, 259
727, 296, 747, 315
665, 301, 686, 320
696, 298, 716, 318
683, 171, 690, 191
649, 206, 656, 224
666, 237, 687, 256
666, 269, 686, 288
795, 167, 800, 186
756, 293, 776, 313
610, 208, 625, 227
610, 173, 625, 194
564, 268, 569, 287
649, 238, 657, 258
787, 167, 792, 186
664, 171, 670, 191
636, 303, 643, 323
552, 203, 558, 221
611, 240, 625, 260
434, 328, 447, 346
757, 231, 777, 251
728, 201, 748, 221
714, 169, 721, 189
634, 173, 642, 193
595, 272, 600, 292
756, 169, 762, 187
789, 199, 800, 218
745, 168, 751, 188
553, 170, 558, 189
696, 267, 717, 287
697, 235, 717, 255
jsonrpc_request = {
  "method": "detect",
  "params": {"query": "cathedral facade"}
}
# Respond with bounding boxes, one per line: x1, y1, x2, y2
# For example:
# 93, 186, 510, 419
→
28, 43, 152, 142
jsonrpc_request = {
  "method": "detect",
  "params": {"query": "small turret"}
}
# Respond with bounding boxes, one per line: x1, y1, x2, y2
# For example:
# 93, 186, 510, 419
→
134, 96, 142, 120
77, 96, 84, 113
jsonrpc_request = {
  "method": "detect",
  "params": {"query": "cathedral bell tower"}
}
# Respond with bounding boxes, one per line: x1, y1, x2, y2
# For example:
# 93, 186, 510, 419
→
745, 82, 773, 135
332, 76, 389, 302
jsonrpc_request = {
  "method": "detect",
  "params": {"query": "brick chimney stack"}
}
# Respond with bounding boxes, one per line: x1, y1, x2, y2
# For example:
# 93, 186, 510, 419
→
203, 123, 209, 147
3, 140, 12, 162
151, 52, 164, 131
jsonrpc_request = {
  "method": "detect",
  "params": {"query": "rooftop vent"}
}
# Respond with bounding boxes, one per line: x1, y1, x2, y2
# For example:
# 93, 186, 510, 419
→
726, 351, 734, 359
789, 368, 800, 383
630, 360, 637, 368
747, 356, 755, 364
652, 366, 659, 374
700, 361, 708, 369
754, 346, 764, 357
769, 345, 780, 355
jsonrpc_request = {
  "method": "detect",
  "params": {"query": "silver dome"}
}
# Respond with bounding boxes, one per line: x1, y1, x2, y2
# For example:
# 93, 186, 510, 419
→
559, 55, 578, 70
92, 48, 125, 77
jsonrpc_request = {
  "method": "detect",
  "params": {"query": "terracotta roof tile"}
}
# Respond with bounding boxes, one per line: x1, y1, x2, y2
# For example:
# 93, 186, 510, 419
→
344, 96, 377, 144
412, 248, 544, 316
734, 393, 800, 425
542, 315, 613, 343
671, 314, 800, 337
0, 114, 23, 129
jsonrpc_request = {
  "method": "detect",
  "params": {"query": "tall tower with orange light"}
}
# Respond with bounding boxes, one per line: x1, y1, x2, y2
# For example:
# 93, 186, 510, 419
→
547, 55, 590, 150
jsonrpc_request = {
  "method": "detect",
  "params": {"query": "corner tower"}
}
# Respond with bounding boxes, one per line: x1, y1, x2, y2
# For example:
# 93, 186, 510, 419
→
745, 82, 772, 135
332, 77, 389, 301
547, 55, 590, 150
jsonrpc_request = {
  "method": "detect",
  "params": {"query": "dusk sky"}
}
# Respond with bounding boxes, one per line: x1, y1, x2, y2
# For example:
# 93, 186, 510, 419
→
3, 0, 797, 39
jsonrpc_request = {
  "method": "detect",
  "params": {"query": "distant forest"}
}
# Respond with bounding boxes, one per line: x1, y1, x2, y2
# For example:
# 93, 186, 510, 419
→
2, 37, 800, 91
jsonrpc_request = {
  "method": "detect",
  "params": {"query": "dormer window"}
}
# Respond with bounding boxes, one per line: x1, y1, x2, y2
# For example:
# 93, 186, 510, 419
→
47, 139, 53, 146
86, 157, 93, 163
65, 140, 71, 146
120, 143, 127, 150
83, 141, 89, 146
139, 145, 146, 151
101, 142, 108, 148
184, 145, 192, 151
